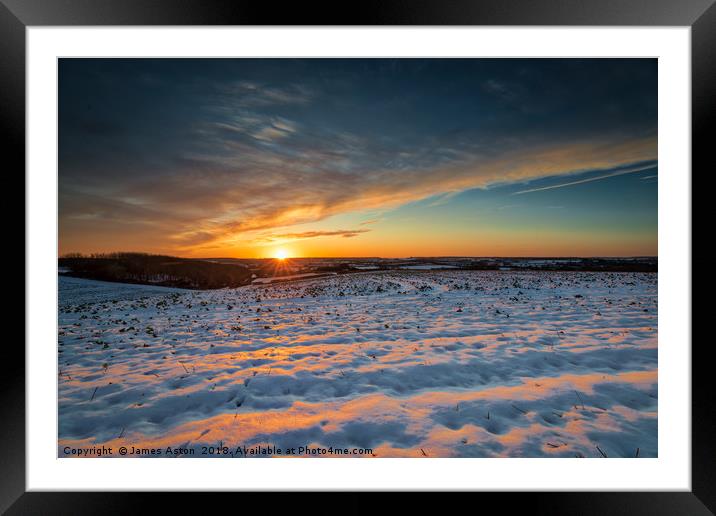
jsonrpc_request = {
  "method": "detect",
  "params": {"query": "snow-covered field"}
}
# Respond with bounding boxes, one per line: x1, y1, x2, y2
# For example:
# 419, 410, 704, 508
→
59, 275, 189, 305
58, 271, 657, 458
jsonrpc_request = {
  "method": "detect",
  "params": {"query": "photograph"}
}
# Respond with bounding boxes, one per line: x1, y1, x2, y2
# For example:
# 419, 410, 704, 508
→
57, 57, 658, 459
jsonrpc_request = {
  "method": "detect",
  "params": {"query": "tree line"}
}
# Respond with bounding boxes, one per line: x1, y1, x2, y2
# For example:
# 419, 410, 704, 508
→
59, 253, 253, 290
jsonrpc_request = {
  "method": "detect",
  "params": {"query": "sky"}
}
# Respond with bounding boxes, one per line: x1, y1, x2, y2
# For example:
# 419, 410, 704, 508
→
58, 58, 657, 258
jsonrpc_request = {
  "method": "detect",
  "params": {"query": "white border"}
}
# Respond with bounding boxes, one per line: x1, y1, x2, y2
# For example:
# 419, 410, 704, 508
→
27, 27, 691, 491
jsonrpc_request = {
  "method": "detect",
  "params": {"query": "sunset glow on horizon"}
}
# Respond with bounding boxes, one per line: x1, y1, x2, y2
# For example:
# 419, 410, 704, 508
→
59, 59, 657, 259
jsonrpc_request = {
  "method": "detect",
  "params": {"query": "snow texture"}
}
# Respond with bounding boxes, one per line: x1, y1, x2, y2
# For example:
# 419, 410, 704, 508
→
58, 271, 657, 458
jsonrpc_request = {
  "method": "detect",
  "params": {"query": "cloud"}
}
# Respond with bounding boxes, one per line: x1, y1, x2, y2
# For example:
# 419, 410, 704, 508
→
427, 191, 461, 207
67, 131, 655, 255
200, 137, 650, 248
254, 229, 371, 243
253, 125, 293, 142
512, 162, 657, 195
483, 79, 518, 101
216, 81, 314, 108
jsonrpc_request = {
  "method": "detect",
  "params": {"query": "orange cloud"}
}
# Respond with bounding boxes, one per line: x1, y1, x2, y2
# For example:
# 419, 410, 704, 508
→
166, 135, 656, 253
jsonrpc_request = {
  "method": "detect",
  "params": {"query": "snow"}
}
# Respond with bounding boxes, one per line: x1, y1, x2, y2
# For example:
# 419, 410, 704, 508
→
251, 272, 336, 284
59, 274, 189, 306
58, 271, 657, 458
398, 264, 459, 270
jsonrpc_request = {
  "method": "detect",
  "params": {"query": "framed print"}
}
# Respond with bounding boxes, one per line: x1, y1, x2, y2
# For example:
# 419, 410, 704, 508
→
4, 0, 711, 512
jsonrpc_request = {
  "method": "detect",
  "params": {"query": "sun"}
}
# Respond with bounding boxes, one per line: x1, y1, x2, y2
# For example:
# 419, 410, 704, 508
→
274, 249, 288, 260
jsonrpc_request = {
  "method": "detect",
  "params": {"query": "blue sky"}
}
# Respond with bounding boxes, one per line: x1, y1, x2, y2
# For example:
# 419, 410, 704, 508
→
58, 58, 657, 257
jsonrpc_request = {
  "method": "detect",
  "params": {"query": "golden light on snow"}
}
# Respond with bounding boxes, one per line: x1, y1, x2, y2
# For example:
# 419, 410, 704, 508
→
57, 271, 658, 458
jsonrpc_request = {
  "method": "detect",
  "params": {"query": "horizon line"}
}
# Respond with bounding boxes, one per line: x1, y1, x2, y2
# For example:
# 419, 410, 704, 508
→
59, 253, 658, 260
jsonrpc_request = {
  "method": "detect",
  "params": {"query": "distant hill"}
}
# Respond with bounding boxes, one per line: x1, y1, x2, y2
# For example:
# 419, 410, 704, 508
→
58, 253, 252, 290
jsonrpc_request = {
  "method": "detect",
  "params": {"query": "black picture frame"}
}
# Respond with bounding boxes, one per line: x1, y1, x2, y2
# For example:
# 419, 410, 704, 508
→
4, 0, 710, 513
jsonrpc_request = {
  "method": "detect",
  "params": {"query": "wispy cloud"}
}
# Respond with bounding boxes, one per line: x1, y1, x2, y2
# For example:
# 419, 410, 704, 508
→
252, 120, 296, 142
252, 229, 371, 244
216, 81, 315, 108
427, 191, 461, 207
512, 163, 657, 195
